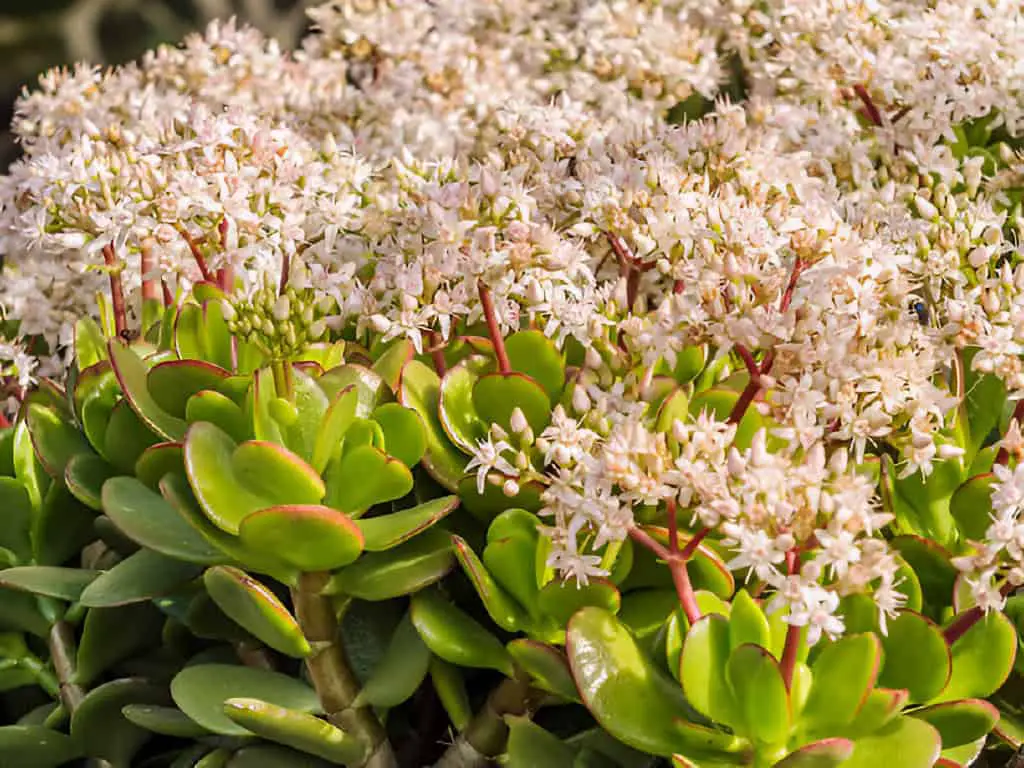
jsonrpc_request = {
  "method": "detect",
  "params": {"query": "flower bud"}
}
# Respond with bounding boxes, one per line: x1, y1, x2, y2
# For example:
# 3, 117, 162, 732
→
914, 195, 938, 220
572, 385, 591, 413
510, 407, 529, 435
273, 295, 291, 322
502, 478, 520, 497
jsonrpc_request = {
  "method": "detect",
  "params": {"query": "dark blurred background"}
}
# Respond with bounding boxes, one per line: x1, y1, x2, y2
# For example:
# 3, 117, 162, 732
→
0, 0, 316, 170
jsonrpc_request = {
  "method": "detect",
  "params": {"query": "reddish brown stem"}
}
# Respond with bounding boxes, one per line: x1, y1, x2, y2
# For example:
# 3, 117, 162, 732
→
943, 582, 1014, 645
161, 280, 174, 308
779, 550, 802, 691
102, 244, 127, 337
735, 344, 760, 379
728, 259, 804, 425
673, 278, 684, 294
217, 267, 234, 293
140, 245, 159, 302
853, 84, 883, 127
680, 527, 711, 560
178, 227, 213, 282
996, 400, 1024, 465
427, 330, 447, 376
279, 253, 291, 296
629, 521, 701, 626
478, 282, 511, 375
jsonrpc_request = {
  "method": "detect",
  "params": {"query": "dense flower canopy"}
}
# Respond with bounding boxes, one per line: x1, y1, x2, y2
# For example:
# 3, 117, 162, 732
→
4, 0, 1024, 645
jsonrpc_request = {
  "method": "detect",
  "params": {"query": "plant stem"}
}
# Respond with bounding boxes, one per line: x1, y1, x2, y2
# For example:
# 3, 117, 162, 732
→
177, 226, 214, 282
140, 244, 159, 302
272, 360, 294, 402
427, 330, 447, 376
728, 259, 804, 424
779, 550, 802, 691
101, 244, 127, 337
997, 400, 1024, 465
943, 582, 1013, 644
477, 281, 511, 375
629, 521, 702, 626
280, 252, 291, 295
434, 676, 536, 768
291, 573, 395, 768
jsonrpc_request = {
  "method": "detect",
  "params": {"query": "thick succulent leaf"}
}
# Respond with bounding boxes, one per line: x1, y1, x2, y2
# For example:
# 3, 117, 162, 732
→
75, 317, 108, 369
909, 699, 999, 749
311, 384, 358, 473
223, 744, 336, 767
773, 739, 855, 767
171, 663, 321, 737
0, 588, 49, 637
121, 704, 210, 738
371, 402, 428, 467
352, 612, 432, 708
238, 505, 364, 572
64, 453, 115, 512
325, 528, 454, 600
0, 566, 97, 601
252, 367, 329, 463
372, 339, 416, 393
75, 602, 165, 685
504, 715, 577, 768
841, 716, 942, 768
358, 496, 459, 551
108, 340, 187, 441
451, 535, 531, 632
184, 422, 324, 535
802, 634, 881, 732
186, 391, 251, 444
148, 360, 230, 418
33, 483, 96, 567
79, 549, 201, 608
473, 372, 552, 434
566, 607, 741, 759
538, 578, 621, 626
727, 643, 790, 744
949, 474, 994, 542
399, 362, 471, 493
203, 566, 311, 658
728, 589, 770, 650
438, 357, 491, 453
505, 330, 566, 402
159, 473, 294, 581
0, 478, 32, 562
103, 399, 162, 475
937, 611, 1017, 702
134, 443, 185, 490
842, 687, 909, 739
507, 639, 580, 702
223, 698, 367, 765
429, 657, 471, 732
324, 444, 413, 515
320, 364, 391, 418
890, 536, 957, 616
0, 725, 81, 767
410, 589, 514, 675
878, 611, 951, 703
71, 678, 170, 764
680, 614, 739, 727
25, 402, 93, 479
102, 476, 226, 564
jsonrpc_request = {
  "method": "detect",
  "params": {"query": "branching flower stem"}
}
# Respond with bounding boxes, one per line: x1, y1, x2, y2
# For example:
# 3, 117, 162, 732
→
996, 400, 1024, 464
729, 258, 805, 424
101, 243, 127, 337
478, 281, 511, 374
628, 503, 702, 626
177, 226, 214, 282
779, 549, 802, 691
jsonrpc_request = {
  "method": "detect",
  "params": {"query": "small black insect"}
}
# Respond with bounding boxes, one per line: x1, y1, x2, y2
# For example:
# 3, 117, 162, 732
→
910, 300, 930, 326
119, 328, 141, 343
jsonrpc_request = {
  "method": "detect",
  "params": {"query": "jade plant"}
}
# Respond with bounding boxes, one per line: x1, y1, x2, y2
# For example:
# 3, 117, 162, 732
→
0, 275, 469, 767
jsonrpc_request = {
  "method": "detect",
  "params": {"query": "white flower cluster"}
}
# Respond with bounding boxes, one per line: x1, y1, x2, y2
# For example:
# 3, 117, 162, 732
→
5, 0, 1024, 639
